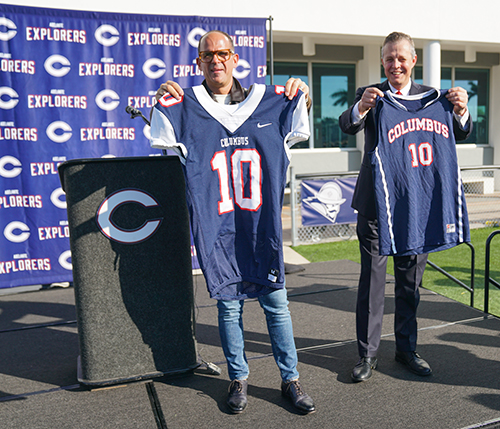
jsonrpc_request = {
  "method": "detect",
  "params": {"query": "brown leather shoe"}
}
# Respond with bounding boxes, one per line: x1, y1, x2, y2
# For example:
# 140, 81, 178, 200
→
281, 379, 315, 414
227, 379, 248, 413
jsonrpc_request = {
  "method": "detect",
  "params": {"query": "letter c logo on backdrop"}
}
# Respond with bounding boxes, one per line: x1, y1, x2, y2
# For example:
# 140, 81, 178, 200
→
187, 27, 206, 48
58, 250, 72, 270
0, 87, 19, 109
44, 54, 71, 77
51, 187, 66, 209
233, 58, 251, 80
142, 58, 167, 80
0, 17, 17, 41
4, 221, 30, 243
46, 121, 72, 143
96, 189, 163, 244
0, 156, 22, 178
95, 89, 120, 111
142, 124, 151, 140
95, 24, 119, 47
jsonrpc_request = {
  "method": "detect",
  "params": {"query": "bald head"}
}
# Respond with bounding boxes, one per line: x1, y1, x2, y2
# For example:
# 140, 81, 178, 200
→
198, 30, 234, 54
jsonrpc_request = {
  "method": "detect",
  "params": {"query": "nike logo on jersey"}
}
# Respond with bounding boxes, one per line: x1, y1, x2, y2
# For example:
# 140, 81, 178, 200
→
257, 122, 272, 128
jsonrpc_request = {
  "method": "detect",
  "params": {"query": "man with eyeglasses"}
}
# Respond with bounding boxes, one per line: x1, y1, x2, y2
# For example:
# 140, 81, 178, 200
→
150, 30, 315, 415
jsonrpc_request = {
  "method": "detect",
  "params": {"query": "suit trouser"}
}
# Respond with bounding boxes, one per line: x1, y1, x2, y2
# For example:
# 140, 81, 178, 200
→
356, 214, 428, 357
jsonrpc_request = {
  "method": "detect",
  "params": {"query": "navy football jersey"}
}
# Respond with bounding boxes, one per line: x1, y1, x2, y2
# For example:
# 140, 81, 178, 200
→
369, 89, 470, 256
150, 84, 309, 299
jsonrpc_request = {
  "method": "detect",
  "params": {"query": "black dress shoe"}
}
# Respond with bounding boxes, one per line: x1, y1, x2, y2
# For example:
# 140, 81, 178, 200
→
227, 379, 248, 413
281, 379, 316, 414
351, 357, 378, 382
395, 350, 432, 376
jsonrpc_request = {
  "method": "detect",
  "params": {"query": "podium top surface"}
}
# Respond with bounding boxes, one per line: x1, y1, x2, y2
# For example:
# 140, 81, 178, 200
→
58, 155, 180, 192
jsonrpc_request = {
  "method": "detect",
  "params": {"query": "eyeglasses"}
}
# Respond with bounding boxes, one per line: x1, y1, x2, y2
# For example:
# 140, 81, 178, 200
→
198, 49, 234, 63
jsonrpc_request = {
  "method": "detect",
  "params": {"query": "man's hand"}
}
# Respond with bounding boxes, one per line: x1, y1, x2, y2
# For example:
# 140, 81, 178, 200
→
358, 87, 385, 116
155, 80, 184, 101
284, 78, 311, 110
284, 78, 309, 100
446, 87, 468, 116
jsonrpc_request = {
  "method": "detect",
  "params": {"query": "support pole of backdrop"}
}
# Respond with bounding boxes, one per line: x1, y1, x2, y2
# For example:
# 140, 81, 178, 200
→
268, 16, 274, 85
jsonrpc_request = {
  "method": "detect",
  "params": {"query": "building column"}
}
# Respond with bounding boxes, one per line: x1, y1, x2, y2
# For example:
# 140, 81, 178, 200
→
359, 44, 382, 87
423, 40, 441, 89
355, 44, 381, 152
302, 36, 315, 56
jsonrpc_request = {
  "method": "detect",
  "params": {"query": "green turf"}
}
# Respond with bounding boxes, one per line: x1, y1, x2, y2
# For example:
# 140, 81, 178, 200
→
292, 227, 500, 317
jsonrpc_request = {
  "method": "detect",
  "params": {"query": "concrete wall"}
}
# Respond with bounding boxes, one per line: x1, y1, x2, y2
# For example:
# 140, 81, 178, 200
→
289, 148, 361, 176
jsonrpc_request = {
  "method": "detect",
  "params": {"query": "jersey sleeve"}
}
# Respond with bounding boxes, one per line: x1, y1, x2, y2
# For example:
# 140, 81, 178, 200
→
286, 91, 310, 148
149, 105, 188, 161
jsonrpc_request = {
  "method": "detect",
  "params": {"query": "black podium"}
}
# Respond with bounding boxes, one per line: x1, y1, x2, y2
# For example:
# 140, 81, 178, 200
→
59, 156, 198, 386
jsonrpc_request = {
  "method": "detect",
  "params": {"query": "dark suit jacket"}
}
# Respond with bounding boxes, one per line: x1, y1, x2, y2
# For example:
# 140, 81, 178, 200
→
339, 80, 473, 219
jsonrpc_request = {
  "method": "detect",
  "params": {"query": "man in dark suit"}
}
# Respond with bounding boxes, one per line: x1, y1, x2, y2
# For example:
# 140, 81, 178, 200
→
339, 31, 472, 382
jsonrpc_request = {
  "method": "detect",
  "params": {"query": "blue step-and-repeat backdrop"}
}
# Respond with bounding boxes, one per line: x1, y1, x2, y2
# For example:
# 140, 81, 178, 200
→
0, 4, 267, 289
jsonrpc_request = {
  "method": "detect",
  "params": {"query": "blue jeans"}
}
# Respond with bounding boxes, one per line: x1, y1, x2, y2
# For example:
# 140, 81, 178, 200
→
216, 288, 299, 382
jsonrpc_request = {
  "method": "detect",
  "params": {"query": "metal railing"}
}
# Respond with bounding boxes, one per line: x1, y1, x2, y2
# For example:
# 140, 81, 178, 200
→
484, 229, 500, 314
426, 242, 475, 307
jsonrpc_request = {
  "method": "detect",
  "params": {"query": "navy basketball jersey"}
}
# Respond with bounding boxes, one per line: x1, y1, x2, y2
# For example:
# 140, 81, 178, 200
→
150, 84, 309, 299
369, 89, 470, 256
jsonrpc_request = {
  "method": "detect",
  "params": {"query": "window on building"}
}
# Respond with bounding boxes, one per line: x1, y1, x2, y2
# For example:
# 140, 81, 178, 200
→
413, 66, 489, 144
412, 67, 452, 88
267, 62, 357, 149
455, 68, 489, 144
312, 64, 356, 148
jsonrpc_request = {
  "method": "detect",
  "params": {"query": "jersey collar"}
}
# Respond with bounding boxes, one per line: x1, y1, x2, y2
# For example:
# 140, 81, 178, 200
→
202, 78, 249, 104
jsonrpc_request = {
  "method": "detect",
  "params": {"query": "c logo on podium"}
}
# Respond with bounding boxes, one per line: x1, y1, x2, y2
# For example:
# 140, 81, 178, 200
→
96, 189, 163, 244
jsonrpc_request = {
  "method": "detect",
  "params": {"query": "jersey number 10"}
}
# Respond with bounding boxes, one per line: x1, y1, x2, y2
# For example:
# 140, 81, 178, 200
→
211, 149, 262, 214
408, 142, 434, 167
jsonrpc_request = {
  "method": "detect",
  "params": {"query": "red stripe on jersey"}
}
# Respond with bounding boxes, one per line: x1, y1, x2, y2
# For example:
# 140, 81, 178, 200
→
274, 85, 285, 95
159, 94, 184, 108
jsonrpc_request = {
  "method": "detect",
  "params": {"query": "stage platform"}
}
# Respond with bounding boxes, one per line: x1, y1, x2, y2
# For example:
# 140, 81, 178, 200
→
1, 259, 499, 429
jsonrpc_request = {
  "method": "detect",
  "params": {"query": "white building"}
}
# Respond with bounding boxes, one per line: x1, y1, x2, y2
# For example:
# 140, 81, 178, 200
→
9, 0, 500, 185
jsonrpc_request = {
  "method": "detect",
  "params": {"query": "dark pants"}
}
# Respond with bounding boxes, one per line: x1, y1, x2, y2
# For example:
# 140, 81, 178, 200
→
356, 214, 428, 357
